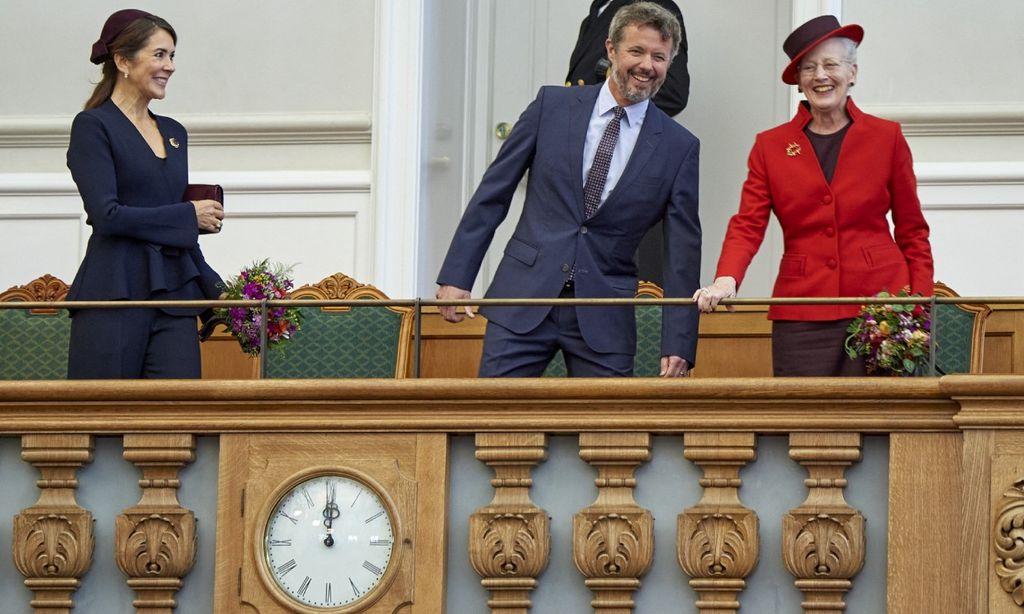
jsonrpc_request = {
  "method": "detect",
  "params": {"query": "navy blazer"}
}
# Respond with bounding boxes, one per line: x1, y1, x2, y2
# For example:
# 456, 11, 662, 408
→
66, 99, 221, 315
437, 85, 701, 362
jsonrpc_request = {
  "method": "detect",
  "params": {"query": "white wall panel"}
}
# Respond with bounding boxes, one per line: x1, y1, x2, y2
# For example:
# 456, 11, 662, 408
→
0, 171, 372, 292
917, 162, 1024, 296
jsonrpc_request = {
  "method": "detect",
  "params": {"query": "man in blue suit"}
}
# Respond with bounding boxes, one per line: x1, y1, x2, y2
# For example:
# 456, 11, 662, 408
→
436, 1, 700, 377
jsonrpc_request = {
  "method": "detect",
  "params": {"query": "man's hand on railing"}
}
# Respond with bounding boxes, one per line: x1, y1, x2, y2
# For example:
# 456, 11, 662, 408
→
693, 276, 737, 313
660, 356, 690, 377
436, 284, 474, 323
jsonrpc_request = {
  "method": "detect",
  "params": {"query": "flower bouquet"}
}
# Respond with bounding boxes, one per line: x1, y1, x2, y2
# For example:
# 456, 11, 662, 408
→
216, 260, 302, 355
844, 289, 931, 376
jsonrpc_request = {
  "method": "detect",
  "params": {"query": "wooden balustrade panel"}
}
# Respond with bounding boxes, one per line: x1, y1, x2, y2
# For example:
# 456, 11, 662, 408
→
13, 434, 95, 614
573, 433, 653, 614
3, 376, 1024, 613
678, 432, 759, 614
115, 434, 196, 614
468, 433, 549, 614
783, 433, 865, 614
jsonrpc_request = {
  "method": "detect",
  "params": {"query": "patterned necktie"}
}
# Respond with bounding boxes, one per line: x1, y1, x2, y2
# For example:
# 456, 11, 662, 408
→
583, 105, 624, 219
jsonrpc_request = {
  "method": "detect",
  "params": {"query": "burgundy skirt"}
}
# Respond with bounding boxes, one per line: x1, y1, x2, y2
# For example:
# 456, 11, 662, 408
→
771, 319, 867, 377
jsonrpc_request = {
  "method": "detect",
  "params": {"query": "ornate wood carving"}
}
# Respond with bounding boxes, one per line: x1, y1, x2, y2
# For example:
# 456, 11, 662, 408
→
12, 434, 95, 614
0, 274, 69, 314
782, 433, 865, 614
995, 477, 1024, 606
468, 433, 549, 614
573, 432, 652, 614
115, 434, 196, 614
678, 433, 758, 614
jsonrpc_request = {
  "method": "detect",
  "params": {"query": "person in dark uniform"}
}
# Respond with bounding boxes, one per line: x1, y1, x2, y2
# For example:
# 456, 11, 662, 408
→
66, 9, 224, 379
565, 0, 690, 285
566, 0, 689, 116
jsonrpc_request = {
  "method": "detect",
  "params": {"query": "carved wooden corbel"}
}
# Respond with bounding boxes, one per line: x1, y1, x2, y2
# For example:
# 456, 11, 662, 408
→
12, 434, 95, 614
468, 433, 550, 614
782, 432, 865, 614
678, 432, 759, 614
115, 434, 196, 614
995, 477, 1024, 606
573, 432, 652, 614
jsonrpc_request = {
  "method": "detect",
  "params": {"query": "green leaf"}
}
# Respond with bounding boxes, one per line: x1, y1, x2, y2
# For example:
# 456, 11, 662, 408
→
903, 358, 916, 373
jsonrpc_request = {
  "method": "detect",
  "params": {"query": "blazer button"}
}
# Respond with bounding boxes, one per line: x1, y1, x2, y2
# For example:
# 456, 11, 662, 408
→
823, 194, 833, 205
827, 258, 838, 269
561, 264, 571, 272
565, 81, 571, 87
825, 227, 835, 237
578, 79, 585, 86
580, 226, 588, 234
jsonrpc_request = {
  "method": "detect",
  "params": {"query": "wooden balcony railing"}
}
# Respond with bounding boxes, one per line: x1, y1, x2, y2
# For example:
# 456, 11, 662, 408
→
1, 376, 1023, 613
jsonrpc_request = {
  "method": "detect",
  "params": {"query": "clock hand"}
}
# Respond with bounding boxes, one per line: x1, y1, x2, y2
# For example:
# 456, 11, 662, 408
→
323, 482, 341, 547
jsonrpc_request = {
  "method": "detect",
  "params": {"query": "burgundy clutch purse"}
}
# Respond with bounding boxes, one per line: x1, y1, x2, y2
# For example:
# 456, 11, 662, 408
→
183, 184, 223, 234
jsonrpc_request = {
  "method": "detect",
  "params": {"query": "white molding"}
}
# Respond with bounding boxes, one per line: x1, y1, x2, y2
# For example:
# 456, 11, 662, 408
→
916, 161, 1024, 186
0, 170, 370, 196
371, 0, 424, 299
916, 162, 1024, 211
0, 113, 372, 148
859, 104, 1024, 137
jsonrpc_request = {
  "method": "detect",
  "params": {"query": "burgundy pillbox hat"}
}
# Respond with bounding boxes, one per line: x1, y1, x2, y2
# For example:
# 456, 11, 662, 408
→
90, 8, 152, 64
781, 15, 863, 85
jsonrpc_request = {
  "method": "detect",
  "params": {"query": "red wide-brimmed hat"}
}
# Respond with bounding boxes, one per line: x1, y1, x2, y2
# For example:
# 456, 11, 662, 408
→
90, 9, 152, 64
781, 15, 863, 84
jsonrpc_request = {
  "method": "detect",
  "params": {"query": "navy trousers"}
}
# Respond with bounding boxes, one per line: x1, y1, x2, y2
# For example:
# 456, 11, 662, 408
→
478, 285, 633, 377
68, 308, 201, 379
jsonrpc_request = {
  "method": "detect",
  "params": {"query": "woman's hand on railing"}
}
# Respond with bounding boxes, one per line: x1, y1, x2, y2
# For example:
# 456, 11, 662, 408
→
693, 276, 737, 313
437, 284, 474, 323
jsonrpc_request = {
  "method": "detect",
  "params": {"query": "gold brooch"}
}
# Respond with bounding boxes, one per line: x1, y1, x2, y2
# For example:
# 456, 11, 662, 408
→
168, 137, 180, 149
786, 142, 801, 157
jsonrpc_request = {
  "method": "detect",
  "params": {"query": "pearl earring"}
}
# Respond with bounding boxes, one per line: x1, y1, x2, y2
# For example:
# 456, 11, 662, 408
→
123, 72, 129, 79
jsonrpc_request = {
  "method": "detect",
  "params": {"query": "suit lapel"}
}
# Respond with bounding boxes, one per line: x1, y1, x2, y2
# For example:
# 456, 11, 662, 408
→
570, 87, 599, 218
597, 106, 664, 214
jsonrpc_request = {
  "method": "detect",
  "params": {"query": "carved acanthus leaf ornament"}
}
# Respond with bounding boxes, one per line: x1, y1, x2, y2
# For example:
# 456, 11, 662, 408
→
470, 512, 549, 578
13, 512, 94, 578
783, 513, 865, 579
116, 512, 197, 578
575, 512, 653, 578
680, 511, 758, 579
995, 479, 1024, 606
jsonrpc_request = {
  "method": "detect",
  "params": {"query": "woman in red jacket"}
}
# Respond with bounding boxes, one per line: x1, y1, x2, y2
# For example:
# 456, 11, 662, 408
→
694, 15, 933, 376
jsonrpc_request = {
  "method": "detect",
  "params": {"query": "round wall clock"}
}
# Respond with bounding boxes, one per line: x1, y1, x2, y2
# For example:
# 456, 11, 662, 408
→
257, 468, 400, 612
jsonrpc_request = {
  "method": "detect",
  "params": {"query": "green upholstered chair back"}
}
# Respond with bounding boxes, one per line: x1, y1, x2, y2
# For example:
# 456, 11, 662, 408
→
930, 281, 990, 375
0, 275, 71, 380
263, 273, 414, 379
543, 281, 664, 377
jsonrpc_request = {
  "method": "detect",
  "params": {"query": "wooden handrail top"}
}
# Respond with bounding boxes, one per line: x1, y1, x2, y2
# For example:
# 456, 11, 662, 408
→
5, 376, 1021, 435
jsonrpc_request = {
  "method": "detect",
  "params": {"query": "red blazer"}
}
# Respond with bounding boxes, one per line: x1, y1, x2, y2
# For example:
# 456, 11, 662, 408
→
715, 98, 933, 320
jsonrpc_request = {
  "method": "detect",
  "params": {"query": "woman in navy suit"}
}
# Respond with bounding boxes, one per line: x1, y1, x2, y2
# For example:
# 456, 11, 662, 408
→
66, 9, 224, 378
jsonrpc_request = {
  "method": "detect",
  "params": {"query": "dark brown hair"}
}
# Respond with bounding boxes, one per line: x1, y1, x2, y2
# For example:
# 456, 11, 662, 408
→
84, 14, 177, 110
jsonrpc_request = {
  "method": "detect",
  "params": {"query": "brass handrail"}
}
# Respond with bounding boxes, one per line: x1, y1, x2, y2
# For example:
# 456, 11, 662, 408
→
4, 295, 1004, 378
1, 295, 1020, 310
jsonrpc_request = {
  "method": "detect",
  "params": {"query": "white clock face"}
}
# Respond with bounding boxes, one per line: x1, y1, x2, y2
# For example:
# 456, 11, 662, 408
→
264, 474, 395, 609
